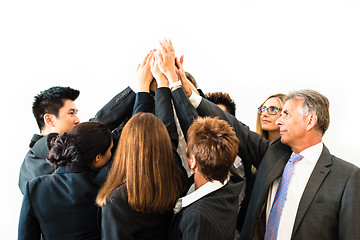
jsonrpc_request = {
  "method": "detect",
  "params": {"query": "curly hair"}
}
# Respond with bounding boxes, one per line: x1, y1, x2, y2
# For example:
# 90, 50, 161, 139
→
47, 121, 112, 169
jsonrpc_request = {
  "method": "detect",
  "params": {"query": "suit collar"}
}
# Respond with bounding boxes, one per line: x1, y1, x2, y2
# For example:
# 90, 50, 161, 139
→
29, 134, 42, 148
292, 143, 332, 237
31, 133, 58, 159
55, 164, 94, 174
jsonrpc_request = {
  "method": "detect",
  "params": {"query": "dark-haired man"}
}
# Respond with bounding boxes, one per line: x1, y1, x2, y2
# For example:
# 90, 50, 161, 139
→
19, 86, 136, 194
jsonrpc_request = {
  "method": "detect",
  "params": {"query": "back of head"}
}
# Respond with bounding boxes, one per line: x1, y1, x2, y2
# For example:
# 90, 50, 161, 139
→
185, 72, 198, 88
287, 89, 330, 135
205, 92, 236, 116
97, 113, 185, 213
186, 117, 239, 183
32, 86, 80, 131
47, 121, 112, 169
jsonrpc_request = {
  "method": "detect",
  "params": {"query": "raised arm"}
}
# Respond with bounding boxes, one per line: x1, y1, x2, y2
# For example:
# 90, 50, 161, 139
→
90, 87, 135, 131
196, 95, 269, 168
132, 51, 155, 115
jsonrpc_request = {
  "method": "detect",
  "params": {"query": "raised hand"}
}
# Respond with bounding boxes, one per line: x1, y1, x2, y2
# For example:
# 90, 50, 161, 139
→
150, 50, 169, 88
156, 39, 178, 83
134, 50, 154, 93
175, 56, 199, 97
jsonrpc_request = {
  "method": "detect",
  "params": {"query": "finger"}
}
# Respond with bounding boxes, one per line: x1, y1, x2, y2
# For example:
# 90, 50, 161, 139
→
145, 51, 153, 66
159, 40, 167, 53
180, 55, 184, 65
141, 52, 151, 66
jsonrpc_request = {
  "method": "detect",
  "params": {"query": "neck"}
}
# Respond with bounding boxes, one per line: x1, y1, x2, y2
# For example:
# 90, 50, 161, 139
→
193, 170, 209, 190
291, 137, 322, 154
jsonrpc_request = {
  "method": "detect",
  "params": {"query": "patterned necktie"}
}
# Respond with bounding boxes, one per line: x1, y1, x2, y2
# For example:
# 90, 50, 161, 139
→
264, 154, 303, 240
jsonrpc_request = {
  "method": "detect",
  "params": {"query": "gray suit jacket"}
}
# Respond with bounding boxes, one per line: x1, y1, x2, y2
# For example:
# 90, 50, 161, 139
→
183, 90, 360, 240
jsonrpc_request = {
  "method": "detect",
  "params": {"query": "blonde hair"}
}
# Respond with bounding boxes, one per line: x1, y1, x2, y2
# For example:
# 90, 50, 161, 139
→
96, 113, 186, 214
256, 93, 287, 140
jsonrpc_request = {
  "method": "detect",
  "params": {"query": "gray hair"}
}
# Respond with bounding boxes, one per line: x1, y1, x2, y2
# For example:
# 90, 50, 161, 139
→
287, 89, 330, 135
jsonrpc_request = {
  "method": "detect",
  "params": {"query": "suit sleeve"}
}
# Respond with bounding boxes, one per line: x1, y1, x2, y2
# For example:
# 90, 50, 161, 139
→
195, 95, 269, 169
155, 87, 178, 149
171, 88, 199, 141
339, 168, 360, 239
90, 86, 136, 131
133, 92, 155, 115
18, 183, 41, 240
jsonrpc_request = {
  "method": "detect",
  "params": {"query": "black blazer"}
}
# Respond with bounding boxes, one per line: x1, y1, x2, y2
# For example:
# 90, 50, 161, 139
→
192, 93, 360, 240
100, 88, 187, 240
18, 87, 136, 194
18, 165, 107, 240
169, 88, 244, 239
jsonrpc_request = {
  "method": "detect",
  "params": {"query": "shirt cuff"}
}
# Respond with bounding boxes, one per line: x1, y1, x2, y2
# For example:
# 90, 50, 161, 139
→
189, 90, 202, 109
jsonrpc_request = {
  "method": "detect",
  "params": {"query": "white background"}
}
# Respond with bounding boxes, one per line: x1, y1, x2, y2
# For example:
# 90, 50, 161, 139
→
1, 0, 359, 238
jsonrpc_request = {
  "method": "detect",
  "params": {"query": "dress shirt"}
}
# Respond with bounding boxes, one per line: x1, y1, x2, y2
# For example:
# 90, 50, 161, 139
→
266, 142, 323, 240
174, 177, 229, 214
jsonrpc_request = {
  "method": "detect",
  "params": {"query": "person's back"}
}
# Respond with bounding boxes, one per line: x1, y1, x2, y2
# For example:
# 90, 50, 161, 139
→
18, 122, 113, 239
22, 166, 103, 240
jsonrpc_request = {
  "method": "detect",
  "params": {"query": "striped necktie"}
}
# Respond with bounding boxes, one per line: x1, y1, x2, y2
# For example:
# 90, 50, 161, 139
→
264, 154, 303, 240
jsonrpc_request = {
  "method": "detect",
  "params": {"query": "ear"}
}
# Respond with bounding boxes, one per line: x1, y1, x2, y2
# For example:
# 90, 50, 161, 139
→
188, 155, 197, 170
43, 113, 55, 128
306, 114, 318, 131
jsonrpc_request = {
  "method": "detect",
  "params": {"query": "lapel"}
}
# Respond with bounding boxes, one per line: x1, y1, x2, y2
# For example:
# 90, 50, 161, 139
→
291, 144, 332, 237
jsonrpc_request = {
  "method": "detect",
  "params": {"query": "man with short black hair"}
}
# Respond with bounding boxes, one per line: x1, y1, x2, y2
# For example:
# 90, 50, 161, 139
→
18, 86, 136, 194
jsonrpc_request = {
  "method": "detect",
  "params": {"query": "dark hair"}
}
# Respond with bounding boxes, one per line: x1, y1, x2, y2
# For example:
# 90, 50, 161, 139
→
48, 121, 112, 169
32, 86, 80, 130
185, 72, 198, 88
205, 92, 236, 116
186, 117, 239, 183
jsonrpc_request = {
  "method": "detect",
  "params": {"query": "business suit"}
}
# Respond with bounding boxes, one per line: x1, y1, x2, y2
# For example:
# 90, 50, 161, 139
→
170, 88, 244, 239
188, 91, 360, 240
18, 165, 106, 240
18, 86, 136, 194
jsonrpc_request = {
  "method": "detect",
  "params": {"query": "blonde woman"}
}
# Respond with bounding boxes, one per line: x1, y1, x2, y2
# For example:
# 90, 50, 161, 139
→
256, 93, 287, 141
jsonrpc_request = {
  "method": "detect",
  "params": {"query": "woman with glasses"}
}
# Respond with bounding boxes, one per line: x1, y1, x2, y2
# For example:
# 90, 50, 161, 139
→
256, 93, 287, 141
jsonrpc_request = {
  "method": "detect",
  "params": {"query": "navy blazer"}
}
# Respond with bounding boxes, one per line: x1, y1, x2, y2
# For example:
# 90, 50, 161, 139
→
18, 165, 107, 240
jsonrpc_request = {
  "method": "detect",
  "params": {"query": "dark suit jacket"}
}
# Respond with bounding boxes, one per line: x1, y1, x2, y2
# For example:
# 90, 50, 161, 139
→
18, 165, 106, 240
168, 169, 243, 240
192, 93, 360, 240
170, 88, 244, 239
18, 87, 136, 194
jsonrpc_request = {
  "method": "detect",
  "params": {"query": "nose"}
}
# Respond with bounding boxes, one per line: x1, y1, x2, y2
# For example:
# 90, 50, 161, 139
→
74, 115, 80, 125
276, 117, 283, 126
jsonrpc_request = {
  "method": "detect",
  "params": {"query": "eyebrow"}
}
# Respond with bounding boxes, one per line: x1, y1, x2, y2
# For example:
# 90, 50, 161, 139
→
68, 108, 78, 113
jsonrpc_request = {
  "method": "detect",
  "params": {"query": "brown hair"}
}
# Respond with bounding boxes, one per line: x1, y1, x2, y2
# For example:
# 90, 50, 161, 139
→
96, 113, 185, 214
186, 117, 239, 183
287, 89, 330, 135
256, 93, 287, 140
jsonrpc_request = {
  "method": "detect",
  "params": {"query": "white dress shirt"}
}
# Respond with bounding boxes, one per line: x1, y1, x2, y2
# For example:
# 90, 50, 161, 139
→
266, 142, 323, 240
173, 178, 229, 214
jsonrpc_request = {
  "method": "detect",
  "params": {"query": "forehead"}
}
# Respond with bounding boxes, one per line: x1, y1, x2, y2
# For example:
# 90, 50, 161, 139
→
60, 99, 77, 111
283, 99, 303, 112
263, 97, 281, 107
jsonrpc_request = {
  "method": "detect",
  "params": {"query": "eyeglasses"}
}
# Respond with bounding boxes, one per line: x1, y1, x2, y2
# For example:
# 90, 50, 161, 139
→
258, 106, 282, 115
